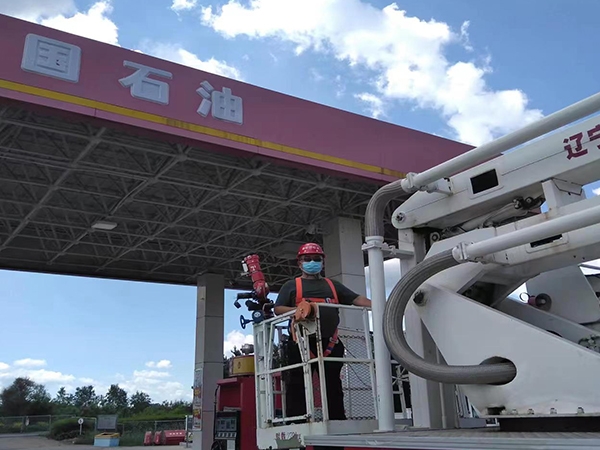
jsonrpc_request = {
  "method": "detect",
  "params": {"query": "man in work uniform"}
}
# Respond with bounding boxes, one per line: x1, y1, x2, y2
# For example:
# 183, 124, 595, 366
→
274, 242, 372, 425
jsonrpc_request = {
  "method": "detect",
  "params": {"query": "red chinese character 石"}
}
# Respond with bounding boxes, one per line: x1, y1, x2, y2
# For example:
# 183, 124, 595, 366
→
587, 124, 600, 148
564, 132, 587, 160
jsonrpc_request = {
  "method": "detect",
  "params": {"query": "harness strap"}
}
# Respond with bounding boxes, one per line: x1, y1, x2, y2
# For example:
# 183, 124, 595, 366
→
292, 277, 340, 358
295, 277, 303, 303
294, 277, 340, 305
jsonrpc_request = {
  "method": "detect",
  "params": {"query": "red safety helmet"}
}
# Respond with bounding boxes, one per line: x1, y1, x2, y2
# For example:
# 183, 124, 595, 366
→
297, 243, 325, 258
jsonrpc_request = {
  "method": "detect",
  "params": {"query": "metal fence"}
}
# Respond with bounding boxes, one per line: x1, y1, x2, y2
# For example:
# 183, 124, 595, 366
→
119, 418, 187, 434
0, 415, 76, 434
0, 414, 189, 436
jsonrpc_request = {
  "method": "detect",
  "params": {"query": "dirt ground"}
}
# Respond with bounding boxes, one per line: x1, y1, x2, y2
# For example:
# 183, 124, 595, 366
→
0, 434, 185, 450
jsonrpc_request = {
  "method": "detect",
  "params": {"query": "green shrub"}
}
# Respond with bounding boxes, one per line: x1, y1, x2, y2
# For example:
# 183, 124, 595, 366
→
73, 431, 95, 445
27, 421, 49, 432
48, 418, 94, 441
118, 431, 146, 447
125, 411, 189, 421
0, 422, 24, 433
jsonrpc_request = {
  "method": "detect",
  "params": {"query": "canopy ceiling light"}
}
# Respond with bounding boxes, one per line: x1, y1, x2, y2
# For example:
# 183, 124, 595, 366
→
91, 220, 118, 231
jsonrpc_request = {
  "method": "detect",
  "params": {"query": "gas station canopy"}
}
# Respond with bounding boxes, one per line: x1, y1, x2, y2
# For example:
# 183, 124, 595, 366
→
0, 14, 471, 290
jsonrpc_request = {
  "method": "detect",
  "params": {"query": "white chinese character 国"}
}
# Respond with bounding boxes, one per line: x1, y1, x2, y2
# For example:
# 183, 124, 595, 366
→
196, 81, 243, 125
119, 61, 172, 105
21, 34, 81, 83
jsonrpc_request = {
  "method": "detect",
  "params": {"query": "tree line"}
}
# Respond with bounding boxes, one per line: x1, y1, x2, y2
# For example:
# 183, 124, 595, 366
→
0, 377, 191, 419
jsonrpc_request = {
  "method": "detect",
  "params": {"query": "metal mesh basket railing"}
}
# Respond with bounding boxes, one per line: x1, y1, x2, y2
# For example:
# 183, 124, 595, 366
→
254, 303, 377, 429
342, 362, 377, 420
340, 330, 377, 421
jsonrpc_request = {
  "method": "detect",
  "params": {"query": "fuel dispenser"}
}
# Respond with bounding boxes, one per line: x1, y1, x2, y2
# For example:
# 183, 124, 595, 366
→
212, 255, 273, 450
211, 356, 254, 450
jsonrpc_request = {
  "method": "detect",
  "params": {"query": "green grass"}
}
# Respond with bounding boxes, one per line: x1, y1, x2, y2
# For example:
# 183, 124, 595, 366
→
48, 418, 94, 441
0, 422, 23, 434
118, 431, 147, 446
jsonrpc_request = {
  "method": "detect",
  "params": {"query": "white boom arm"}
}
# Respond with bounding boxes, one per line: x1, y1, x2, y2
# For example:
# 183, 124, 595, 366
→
380, 96, 600, 420
393, 113, 600, 233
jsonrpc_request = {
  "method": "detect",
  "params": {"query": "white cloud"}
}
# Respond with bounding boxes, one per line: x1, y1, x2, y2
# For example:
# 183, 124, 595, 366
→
146, 43, 243, 80
334, 75, 346, 98
27, 369, 76, 384
0, 0, 76, 22
200, 0, 543, 145
364, 258, 402, 299
355, 92, 385, 119
594, 187, 600, 196
14, 358, 47, 367
120, 368, 188, 401
171, 0, 197, 12
97, 366, 188, 401
133, 370, 171, 379
0, 358, 78, 393
40, 1, 119, 46
0, 358, 187, 402
0, 0, 119, 46
310, 68, 324, 82
224, 330, 253, 356
1, 0, 240, 86
0, 368, 75, 384
460, 20, 473, 52
145, 360, 172, 369
61, 384, 77, 394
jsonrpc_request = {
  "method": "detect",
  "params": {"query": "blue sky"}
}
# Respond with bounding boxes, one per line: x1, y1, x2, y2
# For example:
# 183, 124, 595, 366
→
0, 0, 599, 402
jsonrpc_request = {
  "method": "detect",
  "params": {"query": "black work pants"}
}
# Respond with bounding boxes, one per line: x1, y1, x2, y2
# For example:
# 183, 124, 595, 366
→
284, 338, 346, 450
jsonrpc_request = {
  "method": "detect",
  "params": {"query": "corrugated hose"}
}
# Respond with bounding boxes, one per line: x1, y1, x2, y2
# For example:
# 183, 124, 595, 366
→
366, 179, 516, 385
382, 248, 517, 385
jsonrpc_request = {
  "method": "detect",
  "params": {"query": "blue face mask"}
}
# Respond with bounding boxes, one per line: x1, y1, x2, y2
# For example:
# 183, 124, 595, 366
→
302, 261, 323, 275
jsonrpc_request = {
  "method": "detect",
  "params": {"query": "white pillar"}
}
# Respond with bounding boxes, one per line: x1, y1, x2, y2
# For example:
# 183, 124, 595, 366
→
193, 274, 225, 450
323, 216, 367, 326
323, 217, 377, 421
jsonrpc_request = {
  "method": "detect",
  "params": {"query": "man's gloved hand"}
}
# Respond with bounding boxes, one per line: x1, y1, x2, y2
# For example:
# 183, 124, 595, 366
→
294, 300, 317, 321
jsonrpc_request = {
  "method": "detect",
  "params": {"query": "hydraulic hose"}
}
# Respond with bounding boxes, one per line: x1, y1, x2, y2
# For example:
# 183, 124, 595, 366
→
382, 248, 517, 385
365, 179, 410, 237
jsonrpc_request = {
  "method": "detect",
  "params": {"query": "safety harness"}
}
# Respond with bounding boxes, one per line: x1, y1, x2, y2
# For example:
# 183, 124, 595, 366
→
291, 277, 340, 358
